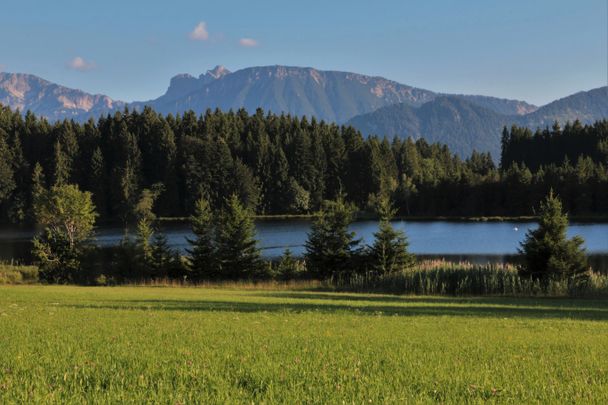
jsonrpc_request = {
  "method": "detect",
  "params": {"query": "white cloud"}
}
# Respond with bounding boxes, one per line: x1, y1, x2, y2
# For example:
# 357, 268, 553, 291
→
67, 56, 95, 72
189, 22, 209, 41
239, 38, 258, 47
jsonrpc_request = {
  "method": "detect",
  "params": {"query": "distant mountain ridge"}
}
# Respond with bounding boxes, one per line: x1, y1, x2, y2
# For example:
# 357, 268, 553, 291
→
347, 86, 608, 157
0, 66, 606, 158
131, 65, 442, 123
131, 65, 540, 123
0, 72, 125, 121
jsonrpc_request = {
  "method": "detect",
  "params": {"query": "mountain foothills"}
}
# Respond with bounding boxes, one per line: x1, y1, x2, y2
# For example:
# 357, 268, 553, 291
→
0, 66, 606, 157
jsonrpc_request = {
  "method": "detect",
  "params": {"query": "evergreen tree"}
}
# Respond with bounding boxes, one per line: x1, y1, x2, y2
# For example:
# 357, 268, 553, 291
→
135, 216, 154, 270
231, 159, 261, 212
369, 197, 415, 275
275, 248, 306, 280
89, 147, 107, 219
518, 191, 588, 280
0, 135, 16, 206
7, 132, 30, 223
150, 231, 177, 278
305, 195, 360, 279
133, 188, 160, 275
186, 197, 217, 280
30, 163, 46, 221
52, 141, 70, 186
215, 194, 262, 279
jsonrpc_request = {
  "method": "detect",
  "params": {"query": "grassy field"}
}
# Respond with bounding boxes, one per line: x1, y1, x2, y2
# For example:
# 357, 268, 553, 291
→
1, 286, 608, 403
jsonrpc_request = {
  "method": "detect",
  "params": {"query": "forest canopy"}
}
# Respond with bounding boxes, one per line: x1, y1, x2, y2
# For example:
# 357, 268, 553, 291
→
0, 104, 606, 223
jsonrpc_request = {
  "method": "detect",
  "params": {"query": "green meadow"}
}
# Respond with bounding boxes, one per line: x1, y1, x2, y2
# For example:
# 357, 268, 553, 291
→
1, 285, 608, 404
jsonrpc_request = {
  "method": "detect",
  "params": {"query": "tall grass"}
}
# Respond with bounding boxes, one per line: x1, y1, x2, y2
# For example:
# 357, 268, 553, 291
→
333, 260, 608, 297
119, 277, 322, 290
3, 259, 607, 297
0, 262, 39, 284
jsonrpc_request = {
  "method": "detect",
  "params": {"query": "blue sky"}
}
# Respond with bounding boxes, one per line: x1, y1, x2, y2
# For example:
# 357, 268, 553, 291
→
0, 0, 606, 105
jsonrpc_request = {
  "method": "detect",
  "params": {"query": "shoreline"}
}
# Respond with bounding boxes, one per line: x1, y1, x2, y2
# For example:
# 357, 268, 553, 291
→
155, 214, 608, 224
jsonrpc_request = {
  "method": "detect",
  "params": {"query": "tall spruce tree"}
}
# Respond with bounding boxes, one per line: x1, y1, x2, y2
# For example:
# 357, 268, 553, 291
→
52, 141, 70, 186
186, 197, 217, 280
519, 191, 588, 280
30, 163, 46, 221
369, 197, 415, 274
133, 188, 158, 275
0, 134, 16, 206
215, 194, 262, 279
150, 231, 177, 278
305, 195, 360, 279
89, 147, 107, 219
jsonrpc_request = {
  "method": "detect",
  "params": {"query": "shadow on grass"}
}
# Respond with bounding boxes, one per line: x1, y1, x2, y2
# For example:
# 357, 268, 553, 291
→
60, 294, 608, 321
254, 291, 608, 308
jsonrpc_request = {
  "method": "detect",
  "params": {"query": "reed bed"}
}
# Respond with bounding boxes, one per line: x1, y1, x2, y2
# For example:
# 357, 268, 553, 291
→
0, 262, 39, 285
334, 260, 608, 297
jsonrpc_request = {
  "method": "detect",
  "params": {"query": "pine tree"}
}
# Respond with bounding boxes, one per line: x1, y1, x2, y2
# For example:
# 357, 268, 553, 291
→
369, 197, 415, 275
305, 195, 360, 279
135, 217, 154, 268
30, 163, 46, 221
186, 197, 217, 280
0, 134, 16, 205
215, 194, 262, 279
275, 248, 306, 280
519, 191, 588, 280
150, 231, 175, 278
52, 141, 70, 186
133, 188, 158, 275
7, 132, 29, 223
89, 148, 107, 219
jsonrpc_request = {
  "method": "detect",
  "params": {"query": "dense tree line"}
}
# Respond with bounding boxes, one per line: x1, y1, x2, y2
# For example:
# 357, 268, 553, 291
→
0, 104, 607, 223
501, 120, 608, 170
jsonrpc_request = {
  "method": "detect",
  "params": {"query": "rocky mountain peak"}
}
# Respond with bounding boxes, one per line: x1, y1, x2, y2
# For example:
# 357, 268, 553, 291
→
203, 65, 231, 80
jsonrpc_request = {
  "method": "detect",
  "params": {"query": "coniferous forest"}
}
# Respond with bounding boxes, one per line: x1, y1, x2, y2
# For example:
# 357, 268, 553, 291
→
0, 104, 607, 224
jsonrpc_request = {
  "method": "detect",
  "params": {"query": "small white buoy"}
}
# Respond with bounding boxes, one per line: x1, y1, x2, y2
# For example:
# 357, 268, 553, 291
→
513, 227, 518, 231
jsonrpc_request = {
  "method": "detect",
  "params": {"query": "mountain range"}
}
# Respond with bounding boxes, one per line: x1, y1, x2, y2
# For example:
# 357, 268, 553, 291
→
348, 87, 608, 157
1, 66, 606, 158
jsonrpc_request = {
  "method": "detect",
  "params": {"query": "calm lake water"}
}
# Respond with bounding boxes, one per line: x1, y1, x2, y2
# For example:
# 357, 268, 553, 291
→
1, 220, 607, 270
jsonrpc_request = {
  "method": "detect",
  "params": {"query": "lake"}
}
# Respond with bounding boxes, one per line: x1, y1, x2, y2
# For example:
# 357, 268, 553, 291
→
1, 220, 607, 271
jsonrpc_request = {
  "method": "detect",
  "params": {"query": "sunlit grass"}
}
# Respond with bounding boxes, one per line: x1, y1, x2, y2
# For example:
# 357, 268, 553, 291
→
1, 285, 608, 403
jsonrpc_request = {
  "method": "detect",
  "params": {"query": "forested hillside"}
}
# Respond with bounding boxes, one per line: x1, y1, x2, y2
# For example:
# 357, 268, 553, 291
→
0, 104, 606, 224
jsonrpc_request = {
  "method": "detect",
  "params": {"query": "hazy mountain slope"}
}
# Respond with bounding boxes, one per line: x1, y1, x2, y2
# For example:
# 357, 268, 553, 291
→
348, 97, 508, 157
0, 72, 125, 121
457, 94, 537, 115
348, 86, 608, 158
521, 86, 608, 127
